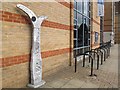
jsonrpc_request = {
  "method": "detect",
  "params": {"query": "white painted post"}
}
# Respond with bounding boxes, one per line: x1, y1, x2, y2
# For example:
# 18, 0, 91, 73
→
16, 4, 47, 88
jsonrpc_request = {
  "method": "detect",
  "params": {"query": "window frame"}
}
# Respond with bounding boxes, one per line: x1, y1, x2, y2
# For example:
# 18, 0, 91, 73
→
73, 0, 91, 57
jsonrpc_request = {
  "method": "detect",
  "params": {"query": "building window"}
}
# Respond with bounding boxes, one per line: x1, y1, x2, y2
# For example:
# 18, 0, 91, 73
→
95, 32, 99, 44
74, 0, 91, 56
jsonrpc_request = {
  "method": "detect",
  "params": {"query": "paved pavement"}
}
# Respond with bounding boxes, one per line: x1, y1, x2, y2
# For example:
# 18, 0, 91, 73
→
39, 44, 118, 88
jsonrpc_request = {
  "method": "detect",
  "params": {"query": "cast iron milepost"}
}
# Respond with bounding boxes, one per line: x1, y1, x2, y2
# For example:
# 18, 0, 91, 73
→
16, 4, 47, 88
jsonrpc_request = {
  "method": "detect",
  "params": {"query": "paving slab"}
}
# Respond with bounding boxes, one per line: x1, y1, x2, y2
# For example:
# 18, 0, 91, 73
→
61, 78, 85, 88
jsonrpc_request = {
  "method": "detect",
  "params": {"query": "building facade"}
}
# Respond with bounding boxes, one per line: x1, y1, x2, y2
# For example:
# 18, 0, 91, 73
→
114, 1, 120, 44
104, 2, 113, 42
1, 0, 102, 88
104, 1, 120, 44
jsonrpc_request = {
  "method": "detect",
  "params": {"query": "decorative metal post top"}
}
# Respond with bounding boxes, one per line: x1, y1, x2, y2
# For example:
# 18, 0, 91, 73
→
17, 4, 47, 28
17, 4, 47, 88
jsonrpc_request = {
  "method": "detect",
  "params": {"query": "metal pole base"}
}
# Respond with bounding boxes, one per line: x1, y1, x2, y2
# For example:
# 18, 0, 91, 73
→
27, 80, 46, 88
89, 74, 97, 77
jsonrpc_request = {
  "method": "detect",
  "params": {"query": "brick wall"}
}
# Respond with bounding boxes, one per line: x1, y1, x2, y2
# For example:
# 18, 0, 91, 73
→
91, 1, 100, 49
2, 53, 70, 88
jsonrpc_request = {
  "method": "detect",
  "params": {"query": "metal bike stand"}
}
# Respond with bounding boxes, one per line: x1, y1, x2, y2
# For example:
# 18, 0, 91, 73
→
91, 50, 100, 70
108, 41, 111, 56
106, 44, 110, 57
104, 41, 111, 58
107, 41, 111, 57
97, 48, 104, 65
84, 50, 100, 70
75, 53, 96, 76
75, 56, 77, 72
104, 44, 109, 58
104, 45, 109, 59
100, 47, 106, 61
107, 42, 110, 56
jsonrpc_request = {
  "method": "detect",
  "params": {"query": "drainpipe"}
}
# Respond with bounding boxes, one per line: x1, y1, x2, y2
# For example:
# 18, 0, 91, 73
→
69, 0, 72, 66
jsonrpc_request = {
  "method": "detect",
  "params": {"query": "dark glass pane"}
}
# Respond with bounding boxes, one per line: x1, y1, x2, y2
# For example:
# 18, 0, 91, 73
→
83, 17, 89, 46
88, 33, 90, 38
84, 25, 89, 46
73, 49, 77, 57
74, 40, 76, 48
78, 23, 84, 47
88, 40, 90, 45
84, 47, 89, 52
77, 49, 83, 54
74, 31, 77, 38
74, 19, 78, 30
78, 14, 82, 26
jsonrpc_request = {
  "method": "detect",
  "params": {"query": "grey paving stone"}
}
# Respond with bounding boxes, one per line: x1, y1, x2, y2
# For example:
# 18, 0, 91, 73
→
46, 79, 69, 88
61, 78, 85, 88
